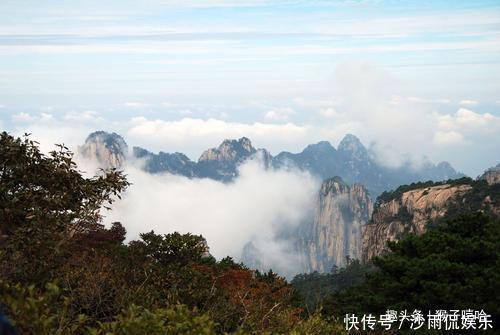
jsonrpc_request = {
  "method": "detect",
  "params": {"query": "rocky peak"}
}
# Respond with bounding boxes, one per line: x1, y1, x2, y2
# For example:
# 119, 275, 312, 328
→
303, 141, 337, 155
198, 137, 256, 163
79, 131, 128, 169
297, 177, 373, 272
337, 134, 368, 160
320, 177, 349, 196
479, 163, 500, 185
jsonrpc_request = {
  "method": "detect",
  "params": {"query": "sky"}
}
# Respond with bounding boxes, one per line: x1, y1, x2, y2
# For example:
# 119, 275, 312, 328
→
0, 0, 499, 176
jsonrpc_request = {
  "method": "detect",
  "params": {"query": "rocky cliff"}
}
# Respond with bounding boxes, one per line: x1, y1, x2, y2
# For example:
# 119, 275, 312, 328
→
479, 163, 500, 185
297, 177, 373, 272
362, 175, 500, 263
79, 131, 128, 169
361, 183, 471, 262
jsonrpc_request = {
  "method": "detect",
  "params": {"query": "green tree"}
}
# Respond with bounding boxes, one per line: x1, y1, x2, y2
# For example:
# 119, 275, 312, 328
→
0, 131, 129, 284
326, 213, 500, 333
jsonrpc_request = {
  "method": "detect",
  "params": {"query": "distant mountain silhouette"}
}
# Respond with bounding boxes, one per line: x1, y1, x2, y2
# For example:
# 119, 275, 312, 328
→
80, 131, 465, 197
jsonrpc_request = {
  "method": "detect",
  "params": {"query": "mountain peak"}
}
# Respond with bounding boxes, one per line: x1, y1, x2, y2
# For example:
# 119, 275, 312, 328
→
199, 137, 256, 163
80, 131, 128, 169
303, 141, 336, 154
338, 134, 368, 159
320, 176, 349, 196
480, 163, 500, 185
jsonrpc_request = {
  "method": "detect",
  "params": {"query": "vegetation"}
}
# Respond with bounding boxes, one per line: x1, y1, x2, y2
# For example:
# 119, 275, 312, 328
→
322, 212, 500, 333
291, 259, 374, 313
1, 131, 498, 334
0, 132, 344, 334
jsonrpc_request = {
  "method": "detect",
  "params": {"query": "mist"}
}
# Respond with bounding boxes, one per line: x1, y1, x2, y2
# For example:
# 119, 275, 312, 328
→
100, 157, 319, 275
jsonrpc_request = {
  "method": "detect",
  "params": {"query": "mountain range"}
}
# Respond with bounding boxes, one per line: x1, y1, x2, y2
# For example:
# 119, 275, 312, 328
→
80, 131, 464, 197
78, 131, 498, 276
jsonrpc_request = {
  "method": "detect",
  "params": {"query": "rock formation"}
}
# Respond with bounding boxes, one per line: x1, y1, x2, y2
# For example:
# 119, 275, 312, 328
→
297, 177, 373, 272
362, 174, 500, 263
79, 131, 128, 169
361, 183, 471, 262
479, 163, 500, 185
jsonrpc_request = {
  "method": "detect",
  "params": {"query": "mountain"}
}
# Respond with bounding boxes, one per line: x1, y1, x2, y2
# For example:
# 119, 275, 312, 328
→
479, 163, 500, 185
132, 137, 272, 182
273, 133, 464, 197
296, 177, 373, 272
133, 147, 197, 177
362, 174, 500, 263
79, 131, 128, 169
240, 177, 373, 276
82, 131, 464, 197
197, 137, 272, 181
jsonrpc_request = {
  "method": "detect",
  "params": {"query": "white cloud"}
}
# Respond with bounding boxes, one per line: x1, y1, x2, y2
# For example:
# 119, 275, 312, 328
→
123, 102, 145, 108
459, 99, 478, 106
64, 110, 104, 123
318, 107, 337, 118
127, 117, 311, 156
40, 113, 54, 122
161, 102, 175, 108
264, 107, 295, 121
433, 130, 464, 146
12, 112, 35, 122
407, 96, 425, 103
0, 104, 5, 108
433, 108, 500, 147
438, 108, 500, 131
292, 97, 343, 108
103, 159, 319, 276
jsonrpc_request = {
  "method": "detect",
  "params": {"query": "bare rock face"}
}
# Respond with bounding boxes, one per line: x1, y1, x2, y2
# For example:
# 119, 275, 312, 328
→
196, 137, 262, 181
361, 184, 472, 262
199, 137, 255, 162
298, 177, 373, 272
79, 131, 128, 169
479, 164, 500, 185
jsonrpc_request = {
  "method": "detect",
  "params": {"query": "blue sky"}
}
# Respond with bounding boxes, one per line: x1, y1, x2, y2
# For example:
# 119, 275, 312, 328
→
0, 0, 499, 176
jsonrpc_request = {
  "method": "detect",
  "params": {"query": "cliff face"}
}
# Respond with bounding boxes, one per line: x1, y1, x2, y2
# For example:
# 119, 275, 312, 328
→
79, 131, 128, 169
361, 184, 472, 262
480, 164, 500, 185
298, 177, 373, 272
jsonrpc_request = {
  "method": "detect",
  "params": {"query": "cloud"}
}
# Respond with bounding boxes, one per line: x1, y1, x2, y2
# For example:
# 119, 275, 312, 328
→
438, 108, 500, 132
161, 102, 175, 108
0, 104, 5, 108
318, 107, 337, 118
127, 117, 311, 157
102, 159, 319, 276
433, 131, 464, 147
12, 112, 35, 122
459, 99, 478, 106
123, 102, 145, 108
63, 110, 104, 123
433, 108, 500, 148
264, 107, 295, 121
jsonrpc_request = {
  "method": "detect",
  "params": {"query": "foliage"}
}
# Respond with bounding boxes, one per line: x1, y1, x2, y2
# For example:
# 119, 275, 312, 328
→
0, 281, 87, 335
89, 304, 216, 335
291, 259, 374, 313
1, 132, 496, 334
324, 213, 500, 333
0, 133, 318, 334
289, 313, 345, 335
0, 131, 129, 284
